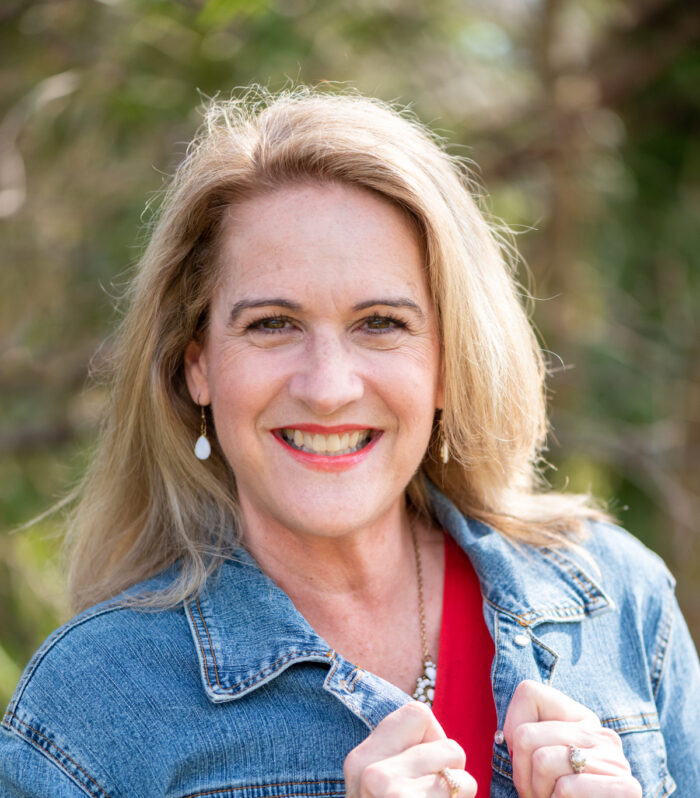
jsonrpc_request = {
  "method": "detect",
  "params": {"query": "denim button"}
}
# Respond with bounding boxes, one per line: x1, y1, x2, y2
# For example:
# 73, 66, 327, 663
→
514, 634, 529, 647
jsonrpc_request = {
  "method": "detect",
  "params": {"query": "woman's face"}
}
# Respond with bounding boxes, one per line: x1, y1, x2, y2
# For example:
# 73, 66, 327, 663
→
185, 182, 443, 540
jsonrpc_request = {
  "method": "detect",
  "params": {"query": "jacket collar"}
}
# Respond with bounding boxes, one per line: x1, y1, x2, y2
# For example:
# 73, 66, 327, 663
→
185, 548, 334, 703
427, 484, 613, 626
185, 486, 612, 703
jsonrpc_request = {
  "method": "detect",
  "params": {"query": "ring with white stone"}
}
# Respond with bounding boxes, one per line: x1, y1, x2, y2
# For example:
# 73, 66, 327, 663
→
439, 767, 460, 797
568, 745, 586, 775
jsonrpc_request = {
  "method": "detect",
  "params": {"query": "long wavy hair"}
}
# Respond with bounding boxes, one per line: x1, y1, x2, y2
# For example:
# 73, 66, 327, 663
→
64, 87, 604, 612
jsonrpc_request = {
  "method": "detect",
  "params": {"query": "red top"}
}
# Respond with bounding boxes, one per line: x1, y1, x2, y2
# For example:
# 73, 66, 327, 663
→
432, 534, 497, 797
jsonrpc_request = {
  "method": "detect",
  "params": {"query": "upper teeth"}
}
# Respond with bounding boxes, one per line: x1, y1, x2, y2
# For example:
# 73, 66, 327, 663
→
281, 429, 372, 455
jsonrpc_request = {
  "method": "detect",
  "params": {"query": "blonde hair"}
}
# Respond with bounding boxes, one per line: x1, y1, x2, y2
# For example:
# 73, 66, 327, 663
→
65, 86, 605, 612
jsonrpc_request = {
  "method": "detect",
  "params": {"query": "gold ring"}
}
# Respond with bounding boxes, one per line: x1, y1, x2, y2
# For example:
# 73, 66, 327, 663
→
568, 745, 586, 775
439, 767, 460, 797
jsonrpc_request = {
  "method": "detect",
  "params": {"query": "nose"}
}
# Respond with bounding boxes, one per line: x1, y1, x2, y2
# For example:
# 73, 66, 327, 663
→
287, 328, 364, 415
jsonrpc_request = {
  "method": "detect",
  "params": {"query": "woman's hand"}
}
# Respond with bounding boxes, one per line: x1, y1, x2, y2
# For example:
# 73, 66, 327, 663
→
344, 702, 477, 798
504, 680, 642, 798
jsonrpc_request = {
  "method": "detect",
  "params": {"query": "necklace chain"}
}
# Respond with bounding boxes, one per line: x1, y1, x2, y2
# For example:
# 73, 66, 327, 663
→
412, 526, 429, 661
411, 525, 437, 706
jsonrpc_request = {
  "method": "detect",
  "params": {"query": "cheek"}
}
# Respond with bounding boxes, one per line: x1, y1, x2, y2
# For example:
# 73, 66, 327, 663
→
208, 347, 289, 428
368, 355, 440, 429
377, 345, 440, 398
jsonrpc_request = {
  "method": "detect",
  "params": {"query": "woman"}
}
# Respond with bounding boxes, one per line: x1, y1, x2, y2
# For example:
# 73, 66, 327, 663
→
1, 88, 697, 798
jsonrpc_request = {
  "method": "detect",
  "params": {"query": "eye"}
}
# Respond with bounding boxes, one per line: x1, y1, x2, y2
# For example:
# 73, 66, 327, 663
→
362, 314, 408, 333
246, 316, 294, 333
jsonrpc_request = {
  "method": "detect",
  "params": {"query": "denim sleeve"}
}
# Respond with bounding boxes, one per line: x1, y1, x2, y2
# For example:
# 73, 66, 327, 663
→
653, 589, 700, 795
0, 726, 90, 797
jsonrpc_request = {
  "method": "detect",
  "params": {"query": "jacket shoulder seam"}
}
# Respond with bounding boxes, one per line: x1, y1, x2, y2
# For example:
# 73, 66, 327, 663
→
2, 712, 111, 798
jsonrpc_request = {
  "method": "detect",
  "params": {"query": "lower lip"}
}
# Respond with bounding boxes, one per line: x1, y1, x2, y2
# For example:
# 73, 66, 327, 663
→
272, 431, 382, 471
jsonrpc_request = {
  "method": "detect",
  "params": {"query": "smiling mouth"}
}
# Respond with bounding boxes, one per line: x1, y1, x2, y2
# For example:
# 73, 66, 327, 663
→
278, 428, 376, 456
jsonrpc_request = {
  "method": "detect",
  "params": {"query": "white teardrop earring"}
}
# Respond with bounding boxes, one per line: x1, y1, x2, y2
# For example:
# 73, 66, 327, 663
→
194, 404, 211, 461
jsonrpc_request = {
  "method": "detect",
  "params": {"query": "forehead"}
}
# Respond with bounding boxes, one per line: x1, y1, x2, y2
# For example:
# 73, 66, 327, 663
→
214, 182, 429, 303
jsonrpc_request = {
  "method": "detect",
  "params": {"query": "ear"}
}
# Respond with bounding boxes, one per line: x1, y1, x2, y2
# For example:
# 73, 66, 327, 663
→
184, 340, 211, 406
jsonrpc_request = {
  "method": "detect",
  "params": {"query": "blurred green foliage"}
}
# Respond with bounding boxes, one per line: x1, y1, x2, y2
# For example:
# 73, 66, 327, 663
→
1, 0, 699, 709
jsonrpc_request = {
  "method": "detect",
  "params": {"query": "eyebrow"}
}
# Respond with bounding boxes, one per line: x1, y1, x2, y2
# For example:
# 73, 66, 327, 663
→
228, 296, 425, 325
352, 298, 425, 318
228, 298, 302, 325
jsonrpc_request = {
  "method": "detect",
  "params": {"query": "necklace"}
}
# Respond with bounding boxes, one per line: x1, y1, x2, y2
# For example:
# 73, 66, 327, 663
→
411, 527, 437, 706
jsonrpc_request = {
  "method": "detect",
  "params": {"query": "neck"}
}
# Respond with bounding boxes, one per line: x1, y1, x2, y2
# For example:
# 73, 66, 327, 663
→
239, 498, 414, 607
237, 494, 445, 693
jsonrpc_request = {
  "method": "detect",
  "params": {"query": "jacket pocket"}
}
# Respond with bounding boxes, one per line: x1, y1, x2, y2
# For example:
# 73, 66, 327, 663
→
600, 711, 676, 798
178, 779, 346, 798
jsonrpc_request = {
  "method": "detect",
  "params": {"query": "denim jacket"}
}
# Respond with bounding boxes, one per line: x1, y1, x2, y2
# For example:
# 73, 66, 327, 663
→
2, 488, 699, 797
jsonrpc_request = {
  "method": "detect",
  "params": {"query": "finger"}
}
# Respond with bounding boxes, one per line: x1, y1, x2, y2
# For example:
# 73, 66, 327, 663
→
531, 744, 633, 798
508, 717, 599, 798
359, 741, 467, 796
431, 769, 478, 798
512, 719, 604, 754
371, 701, 448, 753
503, 680, 600, 798
551, 773, 642, 797
378, 738, 466, 777
510, 720, 623, 798
360, 770, 478, 798
504, 681, 600, 739
344, 702, 446, 796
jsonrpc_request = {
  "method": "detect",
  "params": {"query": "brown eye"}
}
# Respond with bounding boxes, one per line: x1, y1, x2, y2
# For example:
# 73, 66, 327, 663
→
247, 316, 292, 333
363, 315, 407, 333
261, 318, 286, 330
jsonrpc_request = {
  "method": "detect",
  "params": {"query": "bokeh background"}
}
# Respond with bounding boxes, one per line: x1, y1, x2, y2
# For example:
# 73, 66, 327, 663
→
1, 0, 699, 708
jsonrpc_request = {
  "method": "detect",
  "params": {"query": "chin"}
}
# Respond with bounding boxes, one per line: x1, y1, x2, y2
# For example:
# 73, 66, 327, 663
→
246, 483, 401, 540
